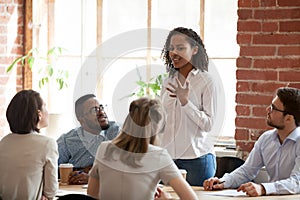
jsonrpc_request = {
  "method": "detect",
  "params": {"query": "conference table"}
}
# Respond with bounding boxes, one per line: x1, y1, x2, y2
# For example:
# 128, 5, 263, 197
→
58, 184, 300, 199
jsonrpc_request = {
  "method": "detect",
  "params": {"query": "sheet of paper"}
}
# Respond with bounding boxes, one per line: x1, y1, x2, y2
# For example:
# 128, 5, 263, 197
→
56, 189, 86, 196
202, 189, 247, 197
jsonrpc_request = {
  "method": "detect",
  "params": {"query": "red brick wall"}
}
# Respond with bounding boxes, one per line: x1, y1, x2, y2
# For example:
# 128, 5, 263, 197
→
236, 0, 300, 158
0, 0, 24, 137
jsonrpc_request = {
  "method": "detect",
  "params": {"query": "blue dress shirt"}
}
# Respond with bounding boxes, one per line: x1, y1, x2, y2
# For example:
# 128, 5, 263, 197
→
57, 121, 120, 168
221, 127, 300, 195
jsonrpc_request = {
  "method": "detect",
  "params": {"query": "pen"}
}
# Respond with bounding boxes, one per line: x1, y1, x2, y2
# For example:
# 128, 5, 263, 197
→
214, 181, 225, 185
73, 170, 83, 176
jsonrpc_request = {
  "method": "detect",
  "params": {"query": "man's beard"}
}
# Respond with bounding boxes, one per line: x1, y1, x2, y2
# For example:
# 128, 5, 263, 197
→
97, 113, 110, 130
100, 123, 110, 130
85, 119, 109, 132
267, 119, 284, 130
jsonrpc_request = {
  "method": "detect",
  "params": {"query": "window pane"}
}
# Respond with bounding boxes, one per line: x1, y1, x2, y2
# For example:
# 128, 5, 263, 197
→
152, 0, 200, 32
204, 0, 239, 57
55, 0, 97, 55
210, 58, 236, 137
101, 51, 165, 123
102, 0, 147, 41
55, 0, 82, 55
83, 0, 97, 55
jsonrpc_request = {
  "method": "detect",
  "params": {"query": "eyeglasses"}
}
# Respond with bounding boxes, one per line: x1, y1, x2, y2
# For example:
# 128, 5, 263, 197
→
84, 105, 105, 116
270, 104, 286, 113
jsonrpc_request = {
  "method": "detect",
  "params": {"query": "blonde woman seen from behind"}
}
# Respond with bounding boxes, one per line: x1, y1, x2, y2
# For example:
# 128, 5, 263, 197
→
87, 97, 198, 200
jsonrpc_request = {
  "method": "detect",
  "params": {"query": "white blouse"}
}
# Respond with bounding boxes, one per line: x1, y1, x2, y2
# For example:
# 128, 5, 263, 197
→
160, 69, 218, 159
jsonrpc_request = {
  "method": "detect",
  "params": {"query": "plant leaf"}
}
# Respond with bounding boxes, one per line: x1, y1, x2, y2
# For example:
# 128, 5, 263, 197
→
27, 57, 35, 69
6, 57, 23, 72
135, 66, 142, 81
119, 93, 135, 100
136, 80, 147, 87
49, 67, 54, 76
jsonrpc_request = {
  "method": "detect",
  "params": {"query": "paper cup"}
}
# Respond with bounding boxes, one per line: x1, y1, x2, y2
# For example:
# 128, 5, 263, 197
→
59, 163, 74, 185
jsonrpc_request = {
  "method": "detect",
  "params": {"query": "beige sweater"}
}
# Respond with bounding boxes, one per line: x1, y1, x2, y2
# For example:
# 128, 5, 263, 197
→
0, 133, 58, 200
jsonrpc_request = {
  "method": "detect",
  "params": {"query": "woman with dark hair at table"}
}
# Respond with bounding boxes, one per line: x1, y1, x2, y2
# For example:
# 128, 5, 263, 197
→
0, 90, 58, 200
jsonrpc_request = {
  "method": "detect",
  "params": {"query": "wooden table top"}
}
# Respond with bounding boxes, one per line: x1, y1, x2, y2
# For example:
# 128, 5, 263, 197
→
58, 184, 300, 200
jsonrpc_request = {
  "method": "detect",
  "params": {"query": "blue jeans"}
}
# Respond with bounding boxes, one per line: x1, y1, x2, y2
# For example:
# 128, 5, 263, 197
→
174, 153, 216, 186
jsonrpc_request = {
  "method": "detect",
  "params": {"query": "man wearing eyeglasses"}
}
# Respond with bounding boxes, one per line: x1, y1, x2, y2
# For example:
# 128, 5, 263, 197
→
57, 94, 120, 184
204, 87, 300, 196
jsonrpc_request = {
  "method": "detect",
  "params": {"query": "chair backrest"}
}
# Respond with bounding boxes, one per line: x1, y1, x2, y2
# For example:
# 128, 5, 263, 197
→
215, 156, 245, 178
57, 194, 96, 200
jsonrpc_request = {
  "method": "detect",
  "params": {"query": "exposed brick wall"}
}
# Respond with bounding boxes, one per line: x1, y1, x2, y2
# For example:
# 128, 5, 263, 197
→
0, 0, 24, 138
236, 0, 300, 159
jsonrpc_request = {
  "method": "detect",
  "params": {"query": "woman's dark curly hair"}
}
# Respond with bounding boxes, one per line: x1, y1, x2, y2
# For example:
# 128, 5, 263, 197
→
161, 27, 209, 74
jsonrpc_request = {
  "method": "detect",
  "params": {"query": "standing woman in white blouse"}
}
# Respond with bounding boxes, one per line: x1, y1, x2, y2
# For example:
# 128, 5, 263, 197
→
0, 90, 58, 200
160, 27, 218, 186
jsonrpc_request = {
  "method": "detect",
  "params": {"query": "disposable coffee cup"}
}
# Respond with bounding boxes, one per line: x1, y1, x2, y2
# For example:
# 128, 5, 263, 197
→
179, 169, 187, 180
59, 163, 74, 185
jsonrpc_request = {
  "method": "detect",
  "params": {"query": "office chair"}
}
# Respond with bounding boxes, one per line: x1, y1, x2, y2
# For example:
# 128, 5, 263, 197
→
215, 156, 245, 178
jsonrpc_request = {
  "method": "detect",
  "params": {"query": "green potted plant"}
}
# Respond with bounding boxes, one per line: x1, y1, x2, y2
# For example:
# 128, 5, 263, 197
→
121, 67, 167, 99
134, 73, 167, 98
6, 47, 69, 90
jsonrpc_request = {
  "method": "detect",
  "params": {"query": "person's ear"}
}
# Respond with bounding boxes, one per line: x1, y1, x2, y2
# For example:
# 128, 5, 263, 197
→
77, 116, 85, 125
37, 110, 42, 121
192, 46, 198, 55
285, 114, 295, 124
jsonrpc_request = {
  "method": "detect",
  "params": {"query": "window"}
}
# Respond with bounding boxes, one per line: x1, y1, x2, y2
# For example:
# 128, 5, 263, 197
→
204, 0, 239, 140
32, 0, 238, 140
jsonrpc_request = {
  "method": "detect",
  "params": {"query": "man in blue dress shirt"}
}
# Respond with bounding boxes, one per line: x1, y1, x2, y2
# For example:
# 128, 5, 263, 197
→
204, 87, 300, 196
57, 94, 120, 184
